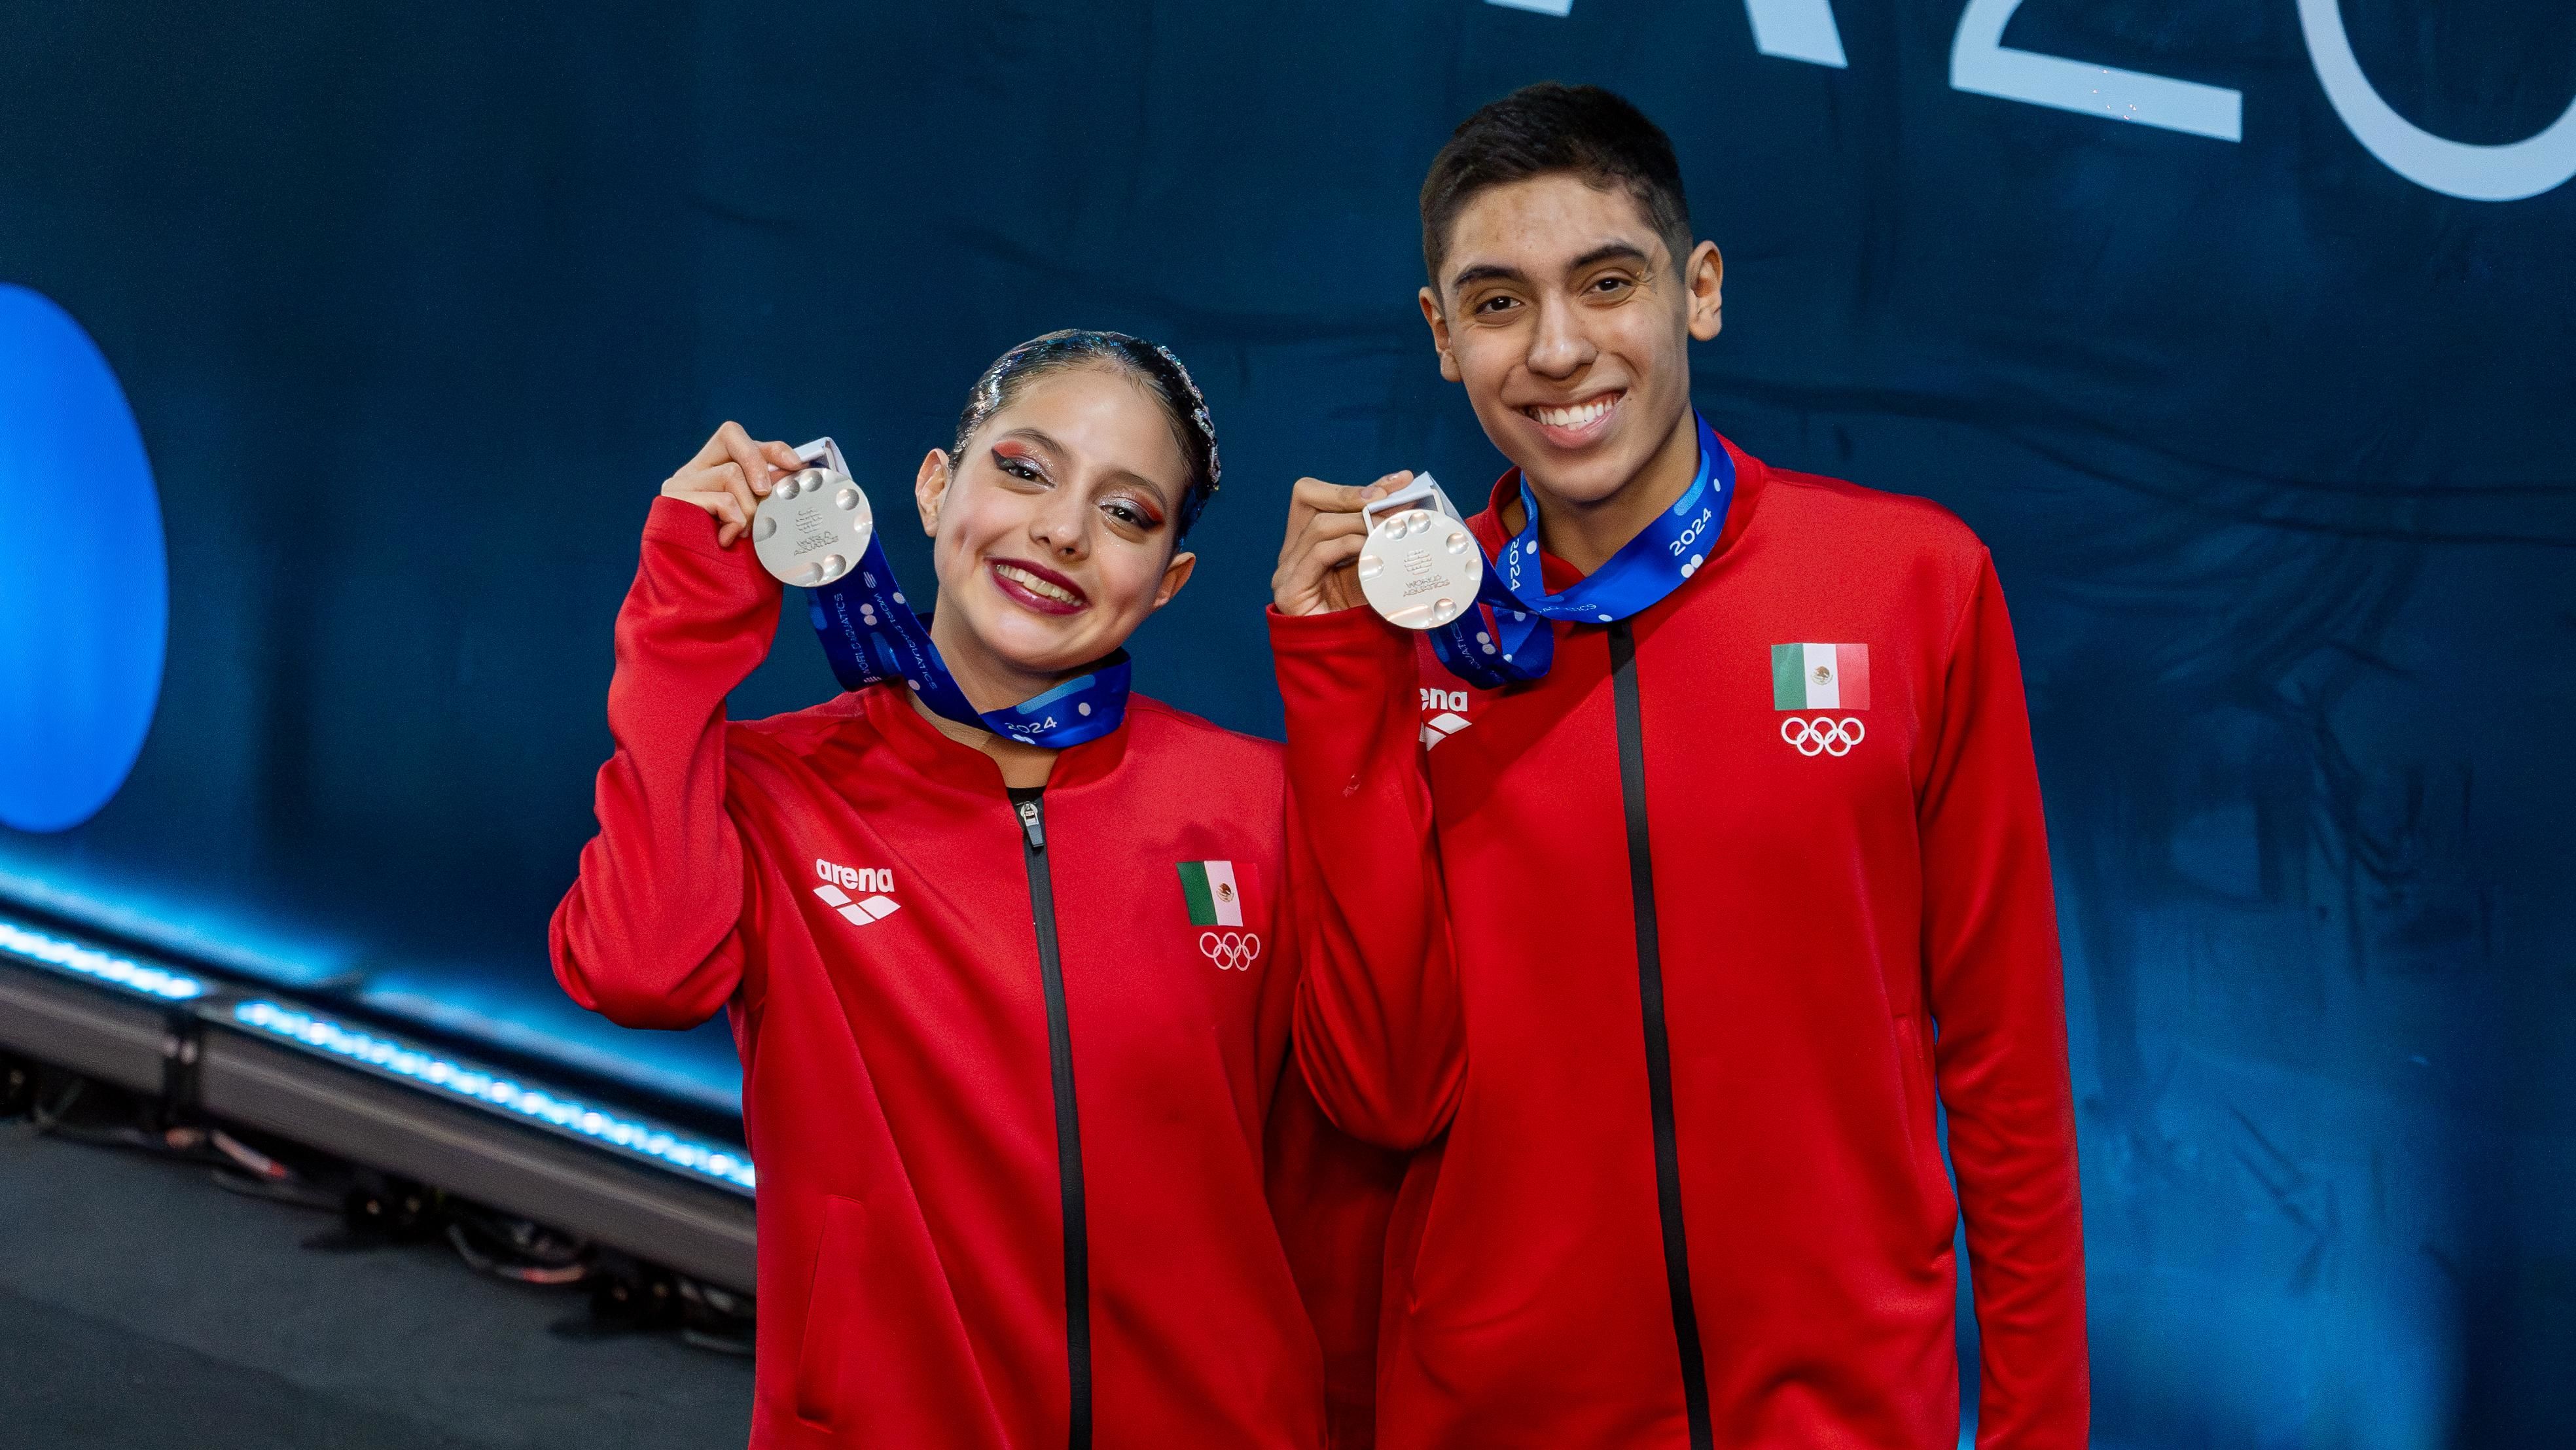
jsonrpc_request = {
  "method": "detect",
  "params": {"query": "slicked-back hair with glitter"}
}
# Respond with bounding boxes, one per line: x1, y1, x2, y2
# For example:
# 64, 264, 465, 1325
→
1420, 82, 1696, 293
951, 330, 1223, 540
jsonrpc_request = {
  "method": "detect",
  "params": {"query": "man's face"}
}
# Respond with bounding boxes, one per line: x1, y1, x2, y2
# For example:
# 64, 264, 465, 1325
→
1420, 173, 1722, 506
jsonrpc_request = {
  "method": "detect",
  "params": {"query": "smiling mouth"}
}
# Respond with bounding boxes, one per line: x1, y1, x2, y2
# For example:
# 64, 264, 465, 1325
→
990, 560, 1088, 613
1521, 390, 1624, 440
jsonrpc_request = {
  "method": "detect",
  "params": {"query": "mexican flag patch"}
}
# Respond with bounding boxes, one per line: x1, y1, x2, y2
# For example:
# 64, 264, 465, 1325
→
1177, 860, 1243, 927
1772, 643, 1870, 710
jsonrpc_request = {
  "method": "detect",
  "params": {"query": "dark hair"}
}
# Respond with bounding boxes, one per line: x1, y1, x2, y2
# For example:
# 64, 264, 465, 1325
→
1420, 82, 1695, 290
952, 329, 1222, 539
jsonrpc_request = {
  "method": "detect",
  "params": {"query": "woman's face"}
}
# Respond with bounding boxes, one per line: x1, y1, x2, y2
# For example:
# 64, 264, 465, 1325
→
914, 364, 1197, 690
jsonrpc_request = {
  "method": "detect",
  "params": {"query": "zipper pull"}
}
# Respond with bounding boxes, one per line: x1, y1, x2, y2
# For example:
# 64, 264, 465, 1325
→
1016, 798, 1045, 851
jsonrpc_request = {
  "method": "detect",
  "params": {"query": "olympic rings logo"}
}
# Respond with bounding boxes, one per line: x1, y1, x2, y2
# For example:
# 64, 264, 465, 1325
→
1780, 715, 1866, 757
1199, 931, 1263, 972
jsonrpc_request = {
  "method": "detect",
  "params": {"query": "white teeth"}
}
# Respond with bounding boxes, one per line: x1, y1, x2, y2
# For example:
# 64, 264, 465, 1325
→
1531, 395, 1618, 429
995, 564, 1079, 605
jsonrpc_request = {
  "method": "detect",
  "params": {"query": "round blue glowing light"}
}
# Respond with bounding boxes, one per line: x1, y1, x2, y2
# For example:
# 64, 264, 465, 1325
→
0, 285, 167, 832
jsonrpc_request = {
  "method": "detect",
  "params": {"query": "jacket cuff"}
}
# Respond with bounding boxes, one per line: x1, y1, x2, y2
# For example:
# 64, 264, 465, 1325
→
1266, 604, 1412, 668
643, 495, 741, 560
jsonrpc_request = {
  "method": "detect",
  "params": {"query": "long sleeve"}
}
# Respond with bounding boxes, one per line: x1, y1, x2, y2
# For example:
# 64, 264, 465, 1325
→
1916, 556, 2090, 1446
1271, 605, 1466, 1150
1265, 1042, 1404, 1450
549, 498, 783, 1030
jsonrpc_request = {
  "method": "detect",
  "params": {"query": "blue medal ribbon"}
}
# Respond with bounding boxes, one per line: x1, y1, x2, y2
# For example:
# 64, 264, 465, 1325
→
805, 531, 1131, 749
1427, 412, 1734, 690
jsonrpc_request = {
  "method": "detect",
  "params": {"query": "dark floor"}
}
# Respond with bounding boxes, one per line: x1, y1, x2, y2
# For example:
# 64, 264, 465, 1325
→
0, 1117, 753, 1450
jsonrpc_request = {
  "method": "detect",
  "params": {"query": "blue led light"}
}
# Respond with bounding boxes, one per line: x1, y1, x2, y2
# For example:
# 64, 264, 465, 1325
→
228, 1000, 756, 1193
0, 285, 169, 833
0, 915, 205, 1000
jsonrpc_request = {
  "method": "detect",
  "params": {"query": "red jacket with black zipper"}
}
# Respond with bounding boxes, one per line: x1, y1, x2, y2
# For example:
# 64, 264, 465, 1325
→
1274, 435, 2088, 1448
553, 498, 1395, 1449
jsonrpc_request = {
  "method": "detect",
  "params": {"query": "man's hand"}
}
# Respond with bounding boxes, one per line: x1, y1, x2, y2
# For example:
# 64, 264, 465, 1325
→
660, 422, 807, 548
1271, 471, 1411, 616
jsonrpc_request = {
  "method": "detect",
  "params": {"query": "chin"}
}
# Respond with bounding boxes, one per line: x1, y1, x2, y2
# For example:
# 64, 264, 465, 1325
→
1515, 437, 1654, 506
975, 605, 1103, 673
1478, 409, 1634, 505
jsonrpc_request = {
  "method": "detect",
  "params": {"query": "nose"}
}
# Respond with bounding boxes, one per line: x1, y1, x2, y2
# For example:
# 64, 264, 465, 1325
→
1028, 487, 1092, 561
1525, 294, 1594, 381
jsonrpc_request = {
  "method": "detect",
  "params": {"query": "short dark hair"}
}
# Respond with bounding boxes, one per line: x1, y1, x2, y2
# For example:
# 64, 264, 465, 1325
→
953, 329, 1222, 539
1419, 82, 1695, 291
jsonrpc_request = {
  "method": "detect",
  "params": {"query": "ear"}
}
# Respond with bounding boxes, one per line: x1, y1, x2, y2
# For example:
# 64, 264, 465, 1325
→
914, 448, 952, 537
1151, 548, 1197, 610
1418, 286, 1461, 383
1683, 241, 1724, 342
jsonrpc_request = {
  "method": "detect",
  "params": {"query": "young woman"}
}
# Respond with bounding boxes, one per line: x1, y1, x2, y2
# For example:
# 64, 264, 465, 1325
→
552, 332, 1387, 1449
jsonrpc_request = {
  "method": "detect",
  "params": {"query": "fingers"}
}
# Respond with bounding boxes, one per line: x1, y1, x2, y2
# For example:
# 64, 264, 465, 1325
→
683, 422, 804, 481
1272, 468, 1420, 614
1271, 503, 1376, 615
664, 421, 804, 550
1283, 470, 1410, 527
711, 421, 781, 500
1281, 470, 1415, 560
671, 424, 803, 542
1270, 529, 1368, 616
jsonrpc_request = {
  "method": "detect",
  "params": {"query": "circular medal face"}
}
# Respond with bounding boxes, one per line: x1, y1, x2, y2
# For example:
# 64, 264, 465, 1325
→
1355, 507, 1482, 630
751, 467, 874, 587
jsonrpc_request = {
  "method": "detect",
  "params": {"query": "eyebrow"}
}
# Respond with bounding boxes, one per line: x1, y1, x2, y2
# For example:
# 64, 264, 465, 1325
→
1448, 240, 1655, 294
990, 427, 1177, 518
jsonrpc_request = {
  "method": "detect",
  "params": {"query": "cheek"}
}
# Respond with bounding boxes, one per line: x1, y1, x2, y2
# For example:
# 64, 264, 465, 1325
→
933, 483, 1025, 559
1455, 338, 1518, 398
1090, 543, 1172, 613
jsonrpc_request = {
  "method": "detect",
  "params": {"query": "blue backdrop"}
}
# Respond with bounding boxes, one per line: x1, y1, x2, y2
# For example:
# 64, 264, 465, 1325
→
4, 2, 2571, 1443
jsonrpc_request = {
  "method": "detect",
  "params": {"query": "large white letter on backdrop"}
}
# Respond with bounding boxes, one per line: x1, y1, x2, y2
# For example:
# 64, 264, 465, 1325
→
2296, 0, 2576, 202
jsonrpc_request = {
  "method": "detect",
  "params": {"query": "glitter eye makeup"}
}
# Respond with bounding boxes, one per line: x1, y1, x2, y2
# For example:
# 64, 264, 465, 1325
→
990, 440, 1049, 484
1105, 494, 1165, 531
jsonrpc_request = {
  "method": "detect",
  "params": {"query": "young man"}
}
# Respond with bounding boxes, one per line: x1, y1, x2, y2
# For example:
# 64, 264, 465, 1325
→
1269, 84, 2087, 1449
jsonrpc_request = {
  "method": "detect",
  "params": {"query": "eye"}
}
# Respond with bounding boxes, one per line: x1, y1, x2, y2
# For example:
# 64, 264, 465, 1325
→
1102, 499, 1160, 531
1474, 293, 1523, 317
1588, 274, 1634, 298
994, 450, 1046, 484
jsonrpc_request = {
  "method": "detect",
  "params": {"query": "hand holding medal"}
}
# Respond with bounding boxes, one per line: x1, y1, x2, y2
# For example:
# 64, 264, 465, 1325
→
749, 438, 873, 588
1355, 474, 1482, 631
1271, 414, 1737, 689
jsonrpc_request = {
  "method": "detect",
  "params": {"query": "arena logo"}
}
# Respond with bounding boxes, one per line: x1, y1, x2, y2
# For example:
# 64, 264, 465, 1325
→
0, 285, 167, 834
1420, 688, 1473, 750
813, 858, 900, 927
1489, 0, 2576, 202
815, 858, 893, 894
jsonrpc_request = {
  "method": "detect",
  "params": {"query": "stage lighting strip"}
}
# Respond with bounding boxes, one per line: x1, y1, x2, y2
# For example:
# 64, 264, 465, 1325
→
0, 915, 207, 1002
229, 1000, 757, 1194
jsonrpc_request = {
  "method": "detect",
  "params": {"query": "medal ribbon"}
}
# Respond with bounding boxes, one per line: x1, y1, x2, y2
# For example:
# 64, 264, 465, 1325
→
1426, 412, 1734, 690
805, 534, 1131, 750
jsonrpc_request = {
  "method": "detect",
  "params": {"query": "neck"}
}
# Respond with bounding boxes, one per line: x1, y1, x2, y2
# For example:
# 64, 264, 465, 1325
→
921, 606, 1065, 790
1518, 404, 1701, 575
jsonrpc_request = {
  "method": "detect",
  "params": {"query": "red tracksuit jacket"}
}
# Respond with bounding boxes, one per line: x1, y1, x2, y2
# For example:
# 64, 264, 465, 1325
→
1274, 434, 2089, 1448
554, 499, 1394, 1449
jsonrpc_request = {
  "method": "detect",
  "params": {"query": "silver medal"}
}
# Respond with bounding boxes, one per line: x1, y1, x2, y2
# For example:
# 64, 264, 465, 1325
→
751, 436, 874, 588
1356, 474, 1482, 631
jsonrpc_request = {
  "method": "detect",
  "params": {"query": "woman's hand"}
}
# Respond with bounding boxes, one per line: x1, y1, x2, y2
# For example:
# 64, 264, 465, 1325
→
661, 422, 808, 548
1271, 471, 1410, 616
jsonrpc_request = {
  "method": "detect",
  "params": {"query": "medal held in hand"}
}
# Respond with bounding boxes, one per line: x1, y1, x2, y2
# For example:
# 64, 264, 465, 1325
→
1356, 474, 1483, 631
751, 438, 874, 588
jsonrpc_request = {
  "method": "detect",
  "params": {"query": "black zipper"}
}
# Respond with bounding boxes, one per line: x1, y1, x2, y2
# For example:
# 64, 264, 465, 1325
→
1012, 788, 1092, 1450
1605, 620, 1714, 1450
